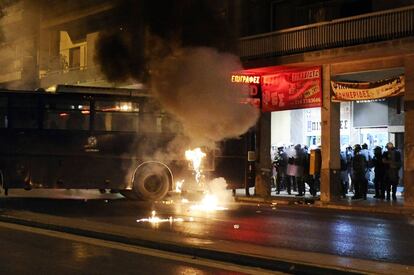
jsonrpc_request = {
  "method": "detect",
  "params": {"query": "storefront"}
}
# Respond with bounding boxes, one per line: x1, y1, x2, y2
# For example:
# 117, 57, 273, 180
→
234, 61, 409, 201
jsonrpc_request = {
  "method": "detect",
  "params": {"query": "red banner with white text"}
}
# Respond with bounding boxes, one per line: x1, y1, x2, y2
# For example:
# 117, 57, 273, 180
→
261, 67, 322, 112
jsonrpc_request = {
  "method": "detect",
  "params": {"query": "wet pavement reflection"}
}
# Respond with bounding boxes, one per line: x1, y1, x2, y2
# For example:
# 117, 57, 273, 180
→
0, 226, 243, 275
0, 190, 413, 266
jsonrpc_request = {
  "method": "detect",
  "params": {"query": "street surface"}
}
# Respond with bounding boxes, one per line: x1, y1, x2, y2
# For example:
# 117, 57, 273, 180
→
1, 190, 414, 267
0, 221, 264, 275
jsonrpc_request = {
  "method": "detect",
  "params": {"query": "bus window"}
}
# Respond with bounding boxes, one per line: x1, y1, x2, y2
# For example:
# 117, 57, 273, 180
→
94, 100, 139, 132
43, 98, 90, 130
141, 100, 182, 133
9, 94, 39, 129
0, 96, 7, 128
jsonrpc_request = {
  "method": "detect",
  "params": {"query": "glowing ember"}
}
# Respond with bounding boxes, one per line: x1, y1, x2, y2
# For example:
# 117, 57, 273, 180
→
190, 194, 228, 211
185, 148, 206, 184
175, 180, 184, 193
136, 210, 186, 224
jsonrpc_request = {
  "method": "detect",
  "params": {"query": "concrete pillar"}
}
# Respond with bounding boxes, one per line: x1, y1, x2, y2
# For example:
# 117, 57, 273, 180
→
403, 56, 414, 206
320, 64, 341, 202
255, 112, 272, 197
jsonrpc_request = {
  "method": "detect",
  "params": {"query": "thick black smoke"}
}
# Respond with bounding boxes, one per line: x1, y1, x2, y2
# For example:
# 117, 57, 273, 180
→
95, 0, 259, 147
95, 0, 237, 82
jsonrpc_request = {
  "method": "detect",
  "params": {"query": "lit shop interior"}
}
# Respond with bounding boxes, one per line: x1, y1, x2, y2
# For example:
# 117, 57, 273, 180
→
271, 68, 405, 195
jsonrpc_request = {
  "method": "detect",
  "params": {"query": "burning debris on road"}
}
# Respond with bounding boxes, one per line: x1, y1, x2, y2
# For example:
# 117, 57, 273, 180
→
137, 147, 230, 224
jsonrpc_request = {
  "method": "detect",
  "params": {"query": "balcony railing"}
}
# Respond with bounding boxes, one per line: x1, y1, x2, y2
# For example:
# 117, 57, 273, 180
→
239, 5, 414, 60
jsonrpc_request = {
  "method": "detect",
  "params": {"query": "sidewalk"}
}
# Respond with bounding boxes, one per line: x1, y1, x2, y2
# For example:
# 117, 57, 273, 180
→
0, 209, 412, 275
234, 189, 414, 215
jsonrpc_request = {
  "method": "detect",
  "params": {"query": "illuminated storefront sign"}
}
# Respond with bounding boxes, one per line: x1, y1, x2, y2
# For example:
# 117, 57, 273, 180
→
232, 66, 322, 112
231, 75, 261, 84
261, 67, 322, 112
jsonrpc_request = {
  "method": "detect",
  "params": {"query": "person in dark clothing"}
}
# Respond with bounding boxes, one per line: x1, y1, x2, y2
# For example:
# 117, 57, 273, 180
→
294, 144, 306, 196
303, 146, 316, 196
274, 146, 288, 194
372, 146, 385, 199
361, 143, 374, 188
286, 155, 295, 195
340, 150, 349, 198
382, 142, 402, 201
352, 144, 368, 200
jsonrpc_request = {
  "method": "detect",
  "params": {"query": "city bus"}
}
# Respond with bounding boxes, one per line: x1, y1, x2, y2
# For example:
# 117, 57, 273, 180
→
0, 85, 255, 201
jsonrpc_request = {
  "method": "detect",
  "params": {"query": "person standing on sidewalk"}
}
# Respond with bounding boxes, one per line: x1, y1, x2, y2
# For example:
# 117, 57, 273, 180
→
373, 146, 385, 199
293, 144, 306, 196
340, 149, 349, 198
352, 144, 368, 200
274, 145, 288, 195
361, 143, 374, 189
382, 142, 402, 201
303, 145, 316, 197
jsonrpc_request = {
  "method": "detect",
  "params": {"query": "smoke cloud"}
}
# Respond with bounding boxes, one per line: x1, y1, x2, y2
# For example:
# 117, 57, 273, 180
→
150, 47, 259, 146
95, 1, 259, 147
207, 177, 233, 203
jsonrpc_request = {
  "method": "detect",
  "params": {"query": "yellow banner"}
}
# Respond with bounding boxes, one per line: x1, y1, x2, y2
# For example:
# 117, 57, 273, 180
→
331, 75, 404, 101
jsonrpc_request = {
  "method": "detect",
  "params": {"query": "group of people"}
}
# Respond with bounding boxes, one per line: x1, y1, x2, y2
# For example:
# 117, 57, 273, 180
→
340, 142, 402, 201
272, 141, 402, 200
272, 144, 320, 197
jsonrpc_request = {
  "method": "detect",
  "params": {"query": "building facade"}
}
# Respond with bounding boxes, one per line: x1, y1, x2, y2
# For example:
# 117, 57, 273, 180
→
0, 0, 118, 90
238, 0, 414, 206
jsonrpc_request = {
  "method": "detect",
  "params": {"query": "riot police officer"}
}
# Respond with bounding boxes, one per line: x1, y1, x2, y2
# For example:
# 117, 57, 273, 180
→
352, 144, 368, 200
382, 142, 402, 201
274, 145, 289, 194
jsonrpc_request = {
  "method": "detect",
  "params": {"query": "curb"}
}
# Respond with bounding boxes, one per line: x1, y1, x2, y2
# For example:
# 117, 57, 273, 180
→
0, 214, 362, 275
234, 196, 414, 215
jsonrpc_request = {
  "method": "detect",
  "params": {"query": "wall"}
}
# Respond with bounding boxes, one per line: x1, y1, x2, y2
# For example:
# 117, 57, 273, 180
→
271, 110, 291, 146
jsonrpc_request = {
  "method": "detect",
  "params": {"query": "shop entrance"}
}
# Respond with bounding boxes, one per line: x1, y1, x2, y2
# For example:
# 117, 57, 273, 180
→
332, 68, 405, 201
270, 108, 323, 197
233, 65, 324, 198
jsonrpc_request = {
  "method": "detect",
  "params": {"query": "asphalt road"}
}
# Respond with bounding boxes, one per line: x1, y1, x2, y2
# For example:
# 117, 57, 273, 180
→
1, 190, 414, 266
0, 222, 255, 275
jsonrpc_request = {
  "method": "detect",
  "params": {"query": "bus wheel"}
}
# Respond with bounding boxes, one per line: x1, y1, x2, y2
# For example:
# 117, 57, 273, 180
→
133, 164, 170, 201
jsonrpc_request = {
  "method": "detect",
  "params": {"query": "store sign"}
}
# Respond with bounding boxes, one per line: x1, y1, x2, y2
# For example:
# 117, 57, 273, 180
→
239, 84, 261, 109
231, 74, 261, 84
331, 75, 404, 101
261, 67, 322, 112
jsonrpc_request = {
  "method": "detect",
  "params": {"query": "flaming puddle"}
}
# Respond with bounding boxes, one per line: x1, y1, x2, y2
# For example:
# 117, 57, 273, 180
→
136, 148, 229, 225
136, 210, 194, 224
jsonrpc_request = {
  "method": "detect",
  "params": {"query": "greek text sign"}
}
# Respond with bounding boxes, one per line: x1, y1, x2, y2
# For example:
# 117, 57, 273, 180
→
261, 67, 322, 112
331, 75, 404, 101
